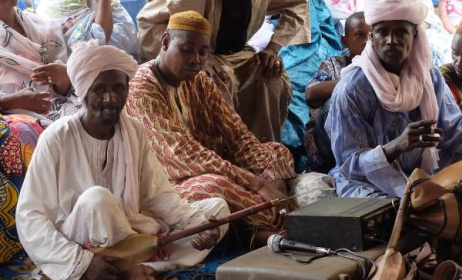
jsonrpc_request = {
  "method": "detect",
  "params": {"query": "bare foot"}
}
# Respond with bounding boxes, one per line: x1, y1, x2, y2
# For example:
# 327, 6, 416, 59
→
119, 264, 156, 280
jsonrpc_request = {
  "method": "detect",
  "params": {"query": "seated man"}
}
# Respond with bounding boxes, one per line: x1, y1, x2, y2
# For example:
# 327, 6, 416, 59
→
137, 0, 310, 142
304, 12, 369, 173
440, 21, 462, 111
16, 40, 229, 280
325, 0, 462, 198
127, 11, 298, 245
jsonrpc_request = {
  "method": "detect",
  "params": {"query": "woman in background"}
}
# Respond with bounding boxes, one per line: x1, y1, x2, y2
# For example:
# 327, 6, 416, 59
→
0, 0, 78, 264
35, 0, 140, 61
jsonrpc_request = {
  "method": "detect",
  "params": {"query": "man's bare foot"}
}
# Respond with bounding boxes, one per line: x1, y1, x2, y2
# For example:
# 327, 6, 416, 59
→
119, 264, 156, 280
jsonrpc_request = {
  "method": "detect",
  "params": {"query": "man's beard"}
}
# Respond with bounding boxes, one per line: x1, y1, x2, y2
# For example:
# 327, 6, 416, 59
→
98, 114, 120, 126
97, 106, 121, 126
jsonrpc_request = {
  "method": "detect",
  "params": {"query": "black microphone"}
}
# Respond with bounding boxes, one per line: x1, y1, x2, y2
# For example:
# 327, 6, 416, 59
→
267, 234, 334, 255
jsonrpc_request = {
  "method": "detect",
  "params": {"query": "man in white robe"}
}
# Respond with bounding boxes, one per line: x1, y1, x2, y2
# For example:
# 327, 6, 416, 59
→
15, 40, 229, 280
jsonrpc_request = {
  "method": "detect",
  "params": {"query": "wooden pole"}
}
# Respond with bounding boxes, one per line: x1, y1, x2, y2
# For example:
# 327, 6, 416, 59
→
159, 199, 280, 246
91, 199, 281, 271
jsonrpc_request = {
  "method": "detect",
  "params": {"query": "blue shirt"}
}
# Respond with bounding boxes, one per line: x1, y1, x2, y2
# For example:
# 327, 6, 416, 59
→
325, 67, 462, 198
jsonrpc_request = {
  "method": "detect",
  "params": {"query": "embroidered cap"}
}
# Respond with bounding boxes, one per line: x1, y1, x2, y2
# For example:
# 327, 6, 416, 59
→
167, 11, 211, 36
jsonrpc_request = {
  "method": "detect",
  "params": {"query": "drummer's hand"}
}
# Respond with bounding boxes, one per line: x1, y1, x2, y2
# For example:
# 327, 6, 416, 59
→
249, 176, 294, 229
83, 255, 118, 280
191, 216, 221, 250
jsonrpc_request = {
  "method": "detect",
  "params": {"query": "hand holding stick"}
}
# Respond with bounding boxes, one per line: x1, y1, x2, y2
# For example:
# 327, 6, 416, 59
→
90, 199, 281, 271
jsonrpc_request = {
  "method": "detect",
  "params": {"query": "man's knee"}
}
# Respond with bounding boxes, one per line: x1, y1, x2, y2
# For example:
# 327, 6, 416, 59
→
208, 197, 231, 218
201, 197, 230, 238
192, 197, 231, 226
76, 186, 118, 210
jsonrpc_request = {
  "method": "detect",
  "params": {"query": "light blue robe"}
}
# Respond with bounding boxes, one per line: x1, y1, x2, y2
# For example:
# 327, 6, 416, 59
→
325, 67, 462, 198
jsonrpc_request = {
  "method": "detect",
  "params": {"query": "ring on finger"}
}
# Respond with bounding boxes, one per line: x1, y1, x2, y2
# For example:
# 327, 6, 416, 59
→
430, 128, 435, 135
47, 76, 52, 84
419, 135, 423, 142
279, 208, 287, 215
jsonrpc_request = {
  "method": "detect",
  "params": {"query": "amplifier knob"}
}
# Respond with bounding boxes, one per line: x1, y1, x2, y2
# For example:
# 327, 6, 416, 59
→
366, 219, 376, 230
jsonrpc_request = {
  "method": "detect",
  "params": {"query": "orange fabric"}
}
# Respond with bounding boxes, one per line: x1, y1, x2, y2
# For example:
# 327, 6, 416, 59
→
126, 61, 296, 229
174, 174, 274, 229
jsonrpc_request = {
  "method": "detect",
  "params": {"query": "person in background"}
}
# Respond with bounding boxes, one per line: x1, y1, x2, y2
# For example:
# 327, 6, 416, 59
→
438, 0, 462, 34
421, 0, 453, 66
34, 0, 140, 60
324, 0, 365, 37
440, 21, 462, 110
128, 11, 303, 247
325, 0, 462, 198
0, 0, 79, 264
16, 40, 229, 280
304, 12, 369, 173
305, 12, 369, 108
136, 0, 310, 143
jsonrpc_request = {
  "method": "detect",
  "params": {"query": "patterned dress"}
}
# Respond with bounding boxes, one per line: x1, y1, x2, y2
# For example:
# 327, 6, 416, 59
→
440, 63, 462, 111
304, 54, 350, 173
0, 8, 67, 264
127, 61, 297, 230
0, 114, 43, 263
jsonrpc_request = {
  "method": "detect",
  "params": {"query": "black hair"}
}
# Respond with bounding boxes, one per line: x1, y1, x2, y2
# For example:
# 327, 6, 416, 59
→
345, 11, 365, 36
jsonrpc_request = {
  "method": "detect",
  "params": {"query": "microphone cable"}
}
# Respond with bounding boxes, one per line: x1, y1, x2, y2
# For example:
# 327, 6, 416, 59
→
334, 248, 377, 280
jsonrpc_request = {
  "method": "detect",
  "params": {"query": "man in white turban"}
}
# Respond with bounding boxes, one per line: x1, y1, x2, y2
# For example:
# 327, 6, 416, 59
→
324, 0, 462, 198
15, 40, 229, 280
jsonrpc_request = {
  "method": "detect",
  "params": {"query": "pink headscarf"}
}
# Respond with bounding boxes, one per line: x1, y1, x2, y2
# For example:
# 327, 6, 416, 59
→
342, 0, 439, 172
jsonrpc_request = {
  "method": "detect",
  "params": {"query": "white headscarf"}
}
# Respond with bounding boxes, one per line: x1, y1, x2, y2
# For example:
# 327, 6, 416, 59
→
67, 41, 160, 233
342, 0, 439, 172
67, 39, 138, 104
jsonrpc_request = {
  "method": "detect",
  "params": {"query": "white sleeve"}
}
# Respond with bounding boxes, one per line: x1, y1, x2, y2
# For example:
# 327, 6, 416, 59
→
15, 132, 92, 280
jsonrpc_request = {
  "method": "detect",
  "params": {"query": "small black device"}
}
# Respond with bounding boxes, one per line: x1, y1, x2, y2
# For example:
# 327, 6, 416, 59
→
285, 197, 398, 251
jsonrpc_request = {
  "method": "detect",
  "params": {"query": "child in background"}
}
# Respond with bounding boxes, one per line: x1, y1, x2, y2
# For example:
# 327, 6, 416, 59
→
305, 12, 369, 108
441, 22, 462, 110
304, 12, 369, 173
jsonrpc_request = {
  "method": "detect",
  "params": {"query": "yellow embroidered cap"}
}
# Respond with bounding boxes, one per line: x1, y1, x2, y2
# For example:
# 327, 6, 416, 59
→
167, 11, 212, 36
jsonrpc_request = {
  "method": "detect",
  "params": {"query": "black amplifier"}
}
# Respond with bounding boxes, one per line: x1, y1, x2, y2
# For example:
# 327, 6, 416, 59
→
285, 197, 398, 251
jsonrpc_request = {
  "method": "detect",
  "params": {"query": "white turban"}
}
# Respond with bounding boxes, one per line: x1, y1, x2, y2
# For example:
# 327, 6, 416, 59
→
67, 39, 138, 105
342, 0, 440, 172
67, 40, 163, 233
365, 0, 427, 26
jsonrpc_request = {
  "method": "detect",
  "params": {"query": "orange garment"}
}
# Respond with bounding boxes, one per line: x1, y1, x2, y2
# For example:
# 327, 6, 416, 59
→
127, 61, 296, 228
